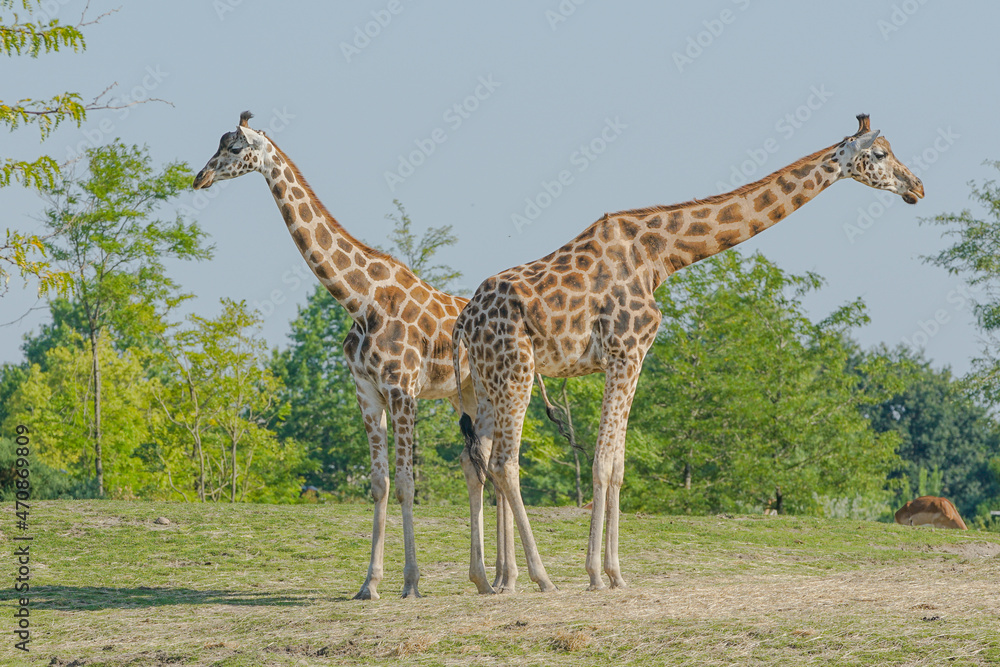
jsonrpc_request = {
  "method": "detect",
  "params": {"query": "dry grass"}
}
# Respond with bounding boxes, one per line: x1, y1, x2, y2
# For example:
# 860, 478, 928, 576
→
1, 501, 999, 666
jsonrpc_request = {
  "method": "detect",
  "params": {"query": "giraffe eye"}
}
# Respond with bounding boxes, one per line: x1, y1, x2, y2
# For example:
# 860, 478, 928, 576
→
229, 146, 242, 154
872, 150, 887, 160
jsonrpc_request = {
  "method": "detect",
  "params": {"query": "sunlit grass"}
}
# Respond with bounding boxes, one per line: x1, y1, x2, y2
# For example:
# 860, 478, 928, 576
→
1, 501, 998, 665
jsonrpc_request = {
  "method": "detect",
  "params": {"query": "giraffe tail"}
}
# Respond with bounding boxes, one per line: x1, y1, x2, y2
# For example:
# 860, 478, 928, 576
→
452, 314, 488, 484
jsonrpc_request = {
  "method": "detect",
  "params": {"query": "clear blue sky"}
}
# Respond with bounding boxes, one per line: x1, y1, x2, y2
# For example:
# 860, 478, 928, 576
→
4, 1, 995, 374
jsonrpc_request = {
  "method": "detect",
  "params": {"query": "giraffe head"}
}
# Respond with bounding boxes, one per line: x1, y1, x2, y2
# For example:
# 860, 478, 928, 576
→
833, 114, 924, 204
193, 111, 270, 190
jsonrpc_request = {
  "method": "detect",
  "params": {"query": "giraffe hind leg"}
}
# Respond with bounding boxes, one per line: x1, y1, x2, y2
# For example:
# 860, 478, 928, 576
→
487, 350, 556, 594
388, 389, 421, 599
456, 374, 497, 594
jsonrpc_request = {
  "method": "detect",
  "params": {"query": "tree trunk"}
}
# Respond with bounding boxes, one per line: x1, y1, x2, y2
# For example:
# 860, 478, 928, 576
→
90, 329, 104, 497
231, 433, 238, 502
684, 461, 692, 491
572, 446, 583, 507
559, 382, 584, 508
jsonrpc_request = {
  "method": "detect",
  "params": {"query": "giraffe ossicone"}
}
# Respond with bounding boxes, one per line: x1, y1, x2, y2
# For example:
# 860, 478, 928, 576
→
452, 113, 923, 593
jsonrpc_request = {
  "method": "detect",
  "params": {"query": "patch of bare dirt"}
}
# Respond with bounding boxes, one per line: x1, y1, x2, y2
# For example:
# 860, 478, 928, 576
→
935, 542, 1000, 559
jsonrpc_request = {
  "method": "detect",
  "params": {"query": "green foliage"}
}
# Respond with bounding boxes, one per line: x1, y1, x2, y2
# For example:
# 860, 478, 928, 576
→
1, 0, 95, 292
0, 437, 97, 500
625, 252, 901, 516
42, 140, 212, 342
153, 299, 306, 503
923, 161, 1000, 404
0, 0, 86, 58
32, 140, 212, 496
381, 199, 462, 293
1, 333, 160, 499
271, 285, 370, 500
519, 375, 604, 506
865, 347, 1000, 519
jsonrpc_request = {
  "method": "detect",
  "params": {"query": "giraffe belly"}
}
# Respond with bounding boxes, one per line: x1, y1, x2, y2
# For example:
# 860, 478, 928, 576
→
531, 333, 604, 378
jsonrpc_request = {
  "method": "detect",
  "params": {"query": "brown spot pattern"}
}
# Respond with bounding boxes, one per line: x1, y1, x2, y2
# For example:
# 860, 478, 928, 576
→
717, 203, 743, 224
753, 190, 776, 211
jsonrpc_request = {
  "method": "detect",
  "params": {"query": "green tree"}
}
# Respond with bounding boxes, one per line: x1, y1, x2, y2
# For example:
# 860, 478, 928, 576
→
923, 161, 1000, 405
154, 299, 304, 503
381, 199, 462, 293
518, 374, 604, 507
865, 347, 1000, 519
39, 141, 211, 496
271, 286, 370, 500
625, 252, 901, 516
1, 0, 157, 294
2, 332, 160, 498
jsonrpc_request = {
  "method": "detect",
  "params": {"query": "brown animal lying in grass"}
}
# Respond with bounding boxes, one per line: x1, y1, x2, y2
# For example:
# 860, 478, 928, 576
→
894, 496, 968, 530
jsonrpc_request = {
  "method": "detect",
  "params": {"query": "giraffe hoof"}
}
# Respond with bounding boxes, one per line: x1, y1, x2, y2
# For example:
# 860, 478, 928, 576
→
401, 589, 422, 599
353, 587, 379, 601
587, 582, 607, 592
609, 578, 628, 590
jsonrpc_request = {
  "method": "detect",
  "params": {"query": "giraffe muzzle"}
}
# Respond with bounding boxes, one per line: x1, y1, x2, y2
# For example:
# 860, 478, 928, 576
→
899, 172, 924, 205
192, 168, 215, 190
901, 179, 924, 205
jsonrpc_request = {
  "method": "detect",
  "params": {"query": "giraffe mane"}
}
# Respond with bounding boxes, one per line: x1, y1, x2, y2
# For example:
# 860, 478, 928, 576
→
263, 135, 408, 269
610, 143, 839, 219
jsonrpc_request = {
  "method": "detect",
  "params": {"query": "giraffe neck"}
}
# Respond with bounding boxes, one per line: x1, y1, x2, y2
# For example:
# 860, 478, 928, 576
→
260, 141, 385, 320
624, 143, 845, 288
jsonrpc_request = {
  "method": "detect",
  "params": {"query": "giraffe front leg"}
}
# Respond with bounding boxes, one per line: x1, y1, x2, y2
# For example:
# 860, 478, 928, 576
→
389, 390, 421, 599
353, 392, 389, 601
604, 436, 628, 589
586, 457, 610, 591
588, 356, 641, 591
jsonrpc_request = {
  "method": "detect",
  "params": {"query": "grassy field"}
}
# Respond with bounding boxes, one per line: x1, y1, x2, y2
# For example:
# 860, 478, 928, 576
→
1, 501, 998, 666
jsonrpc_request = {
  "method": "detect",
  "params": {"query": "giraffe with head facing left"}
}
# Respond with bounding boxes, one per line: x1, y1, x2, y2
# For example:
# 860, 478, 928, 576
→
453, 114, 924, 594
194, 111, 517, 599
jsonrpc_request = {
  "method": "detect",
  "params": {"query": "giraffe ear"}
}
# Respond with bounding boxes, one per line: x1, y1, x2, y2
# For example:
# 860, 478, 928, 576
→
845, 130, 880, 154
857, 129, 880, 150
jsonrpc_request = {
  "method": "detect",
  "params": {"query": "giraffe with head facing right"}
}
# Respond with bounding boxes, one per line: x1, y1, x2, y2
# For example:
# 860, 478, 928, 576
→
194, 111, 520, 599
453, 114, 924, 594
